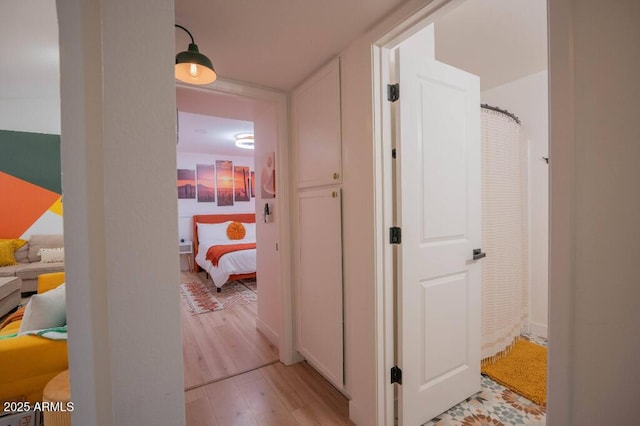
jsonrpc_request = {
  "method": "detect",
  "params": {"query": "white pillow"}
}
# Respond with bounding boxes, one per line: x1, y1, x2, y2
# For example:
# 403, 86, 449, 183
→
38, 247, 65, 263
196, 221, 232, 244
243, 223, 256, 241
18, 284, 66, 333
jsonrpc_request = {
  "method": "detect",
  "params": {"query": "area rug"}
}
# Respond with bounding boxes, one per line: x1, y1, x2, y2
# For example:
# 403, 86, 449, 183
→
180, 279, 257, 315
481, 339, 547, 406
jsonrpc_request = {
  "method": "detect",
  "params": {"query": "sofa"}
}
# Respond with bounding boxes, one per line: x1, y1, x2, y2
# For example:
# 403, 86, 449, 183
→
0, 235, 64, 294
0, 272, 68, 404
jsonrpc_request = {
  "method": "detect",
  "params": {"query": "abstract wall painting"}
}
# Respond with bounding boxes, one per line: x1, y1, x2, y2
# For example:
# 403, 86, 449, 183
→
196, 164, 215, 202
177, 169, 196, 199
234, 166, 250, 202
216, 160, 234, 206
261, 152, 275, 199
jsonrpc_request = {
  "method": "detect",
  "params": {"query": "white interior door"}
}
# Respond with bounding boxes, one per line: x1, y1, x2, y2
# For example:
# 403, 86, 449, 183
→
395, 41, 482, 425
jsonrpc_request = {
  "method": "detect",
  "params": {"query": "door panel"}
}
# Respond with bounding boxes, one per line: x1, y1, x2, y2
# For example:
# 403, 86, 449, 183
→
296, 188, 344, 389
396, 42, 481, 425
293, 58, 342, 188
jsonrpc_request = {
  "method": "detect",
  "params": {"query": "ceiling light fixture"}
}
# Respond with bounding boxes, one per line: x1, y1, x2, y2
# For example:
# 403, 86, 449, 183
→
175, 24, 217, 85
235, 134, 255, 150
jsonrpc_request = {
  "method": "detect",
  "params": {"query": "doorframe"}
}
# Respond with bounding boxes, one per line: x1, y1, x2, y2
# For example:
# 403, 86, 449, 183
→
176, 79, 297, 365
371, 0, 565, 424
372, 2, 467, 423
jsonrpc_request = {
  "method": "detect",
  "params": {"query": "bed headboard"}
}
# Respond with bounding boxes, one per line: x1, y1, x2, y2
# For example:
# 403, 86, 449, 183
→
192, 214, 256, 267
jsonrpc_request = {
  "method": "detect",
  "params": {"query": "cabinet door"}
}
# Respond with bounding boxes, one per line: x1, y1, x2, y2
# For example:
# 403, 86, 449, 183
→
293, 58, 342, 188
296, 188, 343, 388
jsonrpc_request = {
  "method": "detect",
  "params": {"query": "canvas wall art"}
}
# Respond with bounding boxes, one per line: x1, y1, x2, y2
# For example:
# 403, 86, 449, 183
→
177, 169, 196, 199
234, 166, 250, 202
216, 160, 234, 206
196, 164, 215, 202
261, 152, 275, 199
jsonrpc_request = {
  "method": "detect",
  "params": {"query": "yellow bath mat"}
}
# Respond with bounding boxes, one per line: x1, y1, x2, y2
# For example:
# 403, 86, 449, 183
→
481, 339, 547, 406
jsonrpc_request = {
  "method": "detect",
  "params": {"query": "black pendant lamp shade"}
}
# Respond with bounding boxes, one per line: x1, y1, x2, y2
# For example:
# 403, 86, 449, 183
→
175, 24, 217, 85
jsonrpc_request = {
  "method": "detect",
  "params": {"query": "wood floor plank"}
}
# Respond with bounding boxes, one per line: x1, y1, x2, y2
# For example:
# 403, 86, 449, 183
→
185, 388, 220, 426
190, 362, 354, 426
182, 271, 353, 425
259, 364, 306, 412
181, 271, 279, 389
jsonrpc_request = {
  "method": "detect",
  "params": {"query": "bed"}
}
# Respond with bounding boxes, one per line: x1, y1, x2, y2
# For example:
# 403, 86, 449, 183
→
193, 213, 257, 292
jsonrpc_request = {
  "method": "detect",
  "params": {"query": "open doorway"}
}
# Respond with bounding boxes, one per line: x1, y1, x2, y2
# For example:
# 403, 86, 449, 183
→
175, 85, 287, 391
375, 0, 548, 424
176, 107, 278, 390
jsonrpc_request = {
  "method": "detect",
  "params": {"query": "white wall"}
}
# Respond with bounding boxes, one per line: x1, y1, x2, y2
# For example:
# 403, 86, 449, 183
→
0, 1, 60, 135
324, 1, 446, 423
548, 0, 640, 424
0, 99, 60, 135
481, 70, 549, 338
58, 0, 185, 424
254, 104, 282, 346
176, 152, 255, 242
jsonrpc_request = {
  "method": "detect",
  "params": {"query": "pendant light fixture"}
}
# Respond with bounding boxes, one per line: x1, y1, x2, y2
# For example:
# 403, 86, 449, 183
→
175, 24, 217, 85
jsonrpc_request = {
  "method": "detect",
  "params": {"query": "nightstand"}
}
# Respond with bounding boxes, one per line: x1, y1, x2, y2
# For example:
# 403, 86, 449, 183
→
179, 240, 193, 272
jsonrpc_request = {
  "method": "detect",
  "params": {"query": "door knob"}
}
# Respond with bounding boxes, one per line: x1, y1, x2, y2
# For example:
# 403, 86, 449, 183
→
473, 249, 486, 260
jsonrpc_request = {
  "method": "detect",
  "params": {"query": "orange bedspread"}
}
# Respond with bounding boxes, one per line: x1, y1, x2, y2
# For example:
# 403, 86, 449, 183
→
205, 243, 256, 266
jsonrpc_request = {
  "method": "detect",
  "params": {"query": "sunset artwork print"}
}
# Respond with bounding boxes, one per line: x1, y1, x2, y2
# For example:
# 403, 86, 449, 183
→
177, 169, 196, 199
196, 164, 215, 202
216, 160, 234, 206
250, 171, 255, 198
234, 166, 250, 202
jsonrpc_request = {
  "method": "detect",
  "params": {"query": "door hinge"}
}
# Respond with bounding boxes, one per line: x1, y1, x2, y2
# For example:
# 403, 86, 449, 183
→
390, 227, 401, 244
391, 365, 402, 384
392, 148, 396, 159
387, 83, 400, 102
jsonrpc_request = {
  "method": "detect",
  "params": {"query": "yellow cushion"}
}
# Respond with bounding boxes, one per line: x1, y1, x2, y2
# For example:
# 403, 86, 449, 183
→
226, 221, 246, 240
0, 238, 28, 250
38, 272, 66, 294
0, 240, 18, 266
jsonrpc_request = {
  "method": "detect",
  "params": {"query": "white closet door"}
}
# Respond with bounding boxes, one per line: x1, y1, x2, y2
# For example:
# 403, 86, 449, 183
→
292, 58, 342, 188
296, 188, 343, 388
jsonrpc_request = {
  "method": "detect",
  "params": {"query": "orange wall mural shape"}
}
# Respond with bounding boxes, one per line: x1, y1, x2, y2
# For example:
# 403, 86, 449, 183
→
0, 171, 61, 238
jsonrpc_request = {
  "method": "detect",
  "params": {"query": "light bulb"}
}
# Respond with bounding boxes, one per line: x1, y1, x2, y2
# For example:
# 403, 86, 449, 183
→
190, 63, 198, 77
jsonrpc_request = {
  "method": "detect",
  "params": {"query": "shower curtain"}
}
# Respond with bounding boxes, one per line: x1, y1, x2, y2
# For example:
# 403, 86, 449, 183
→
480, 107, 529, 363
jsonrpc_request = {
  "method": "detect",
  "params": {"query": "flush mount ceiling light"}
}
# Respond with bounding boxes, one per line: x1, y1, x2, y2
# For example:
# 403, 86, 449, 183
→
175, 24, 217, 85
235, 134, 255, 150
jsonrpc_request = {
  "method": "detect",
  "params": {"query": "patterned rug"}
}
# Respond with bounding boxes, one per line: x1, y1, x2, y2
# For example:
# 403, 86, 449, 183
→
424, 375, 546, 425
180, 279, 257, 315
424, 334, 547, 425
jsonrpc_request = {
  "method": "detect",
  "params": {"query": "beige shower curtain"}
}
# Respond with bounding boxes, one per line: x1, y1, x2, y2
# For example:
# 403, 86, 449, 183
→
480, 107, 529, 363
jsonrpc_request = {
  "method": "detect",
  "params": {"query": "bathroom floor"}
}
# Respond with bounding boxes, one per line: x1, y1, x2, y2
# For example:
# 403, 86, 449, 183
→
424, 334, 547, 426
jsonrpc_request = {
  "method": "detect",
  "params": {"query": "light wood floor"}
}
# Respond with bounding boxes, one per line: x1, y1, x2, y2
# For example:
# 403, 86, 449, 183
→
181, 271, 353, 425
181, 271, 279, 390
185, 361, 355, 426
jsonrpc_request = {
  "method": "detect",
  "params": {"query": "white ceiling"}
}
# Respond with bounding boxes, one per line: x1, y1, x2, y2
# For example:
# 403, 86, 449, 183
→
174, 0, 408, 91
177, 112, 254, 156
434, 0, 547, 90
1, 0, 546, 147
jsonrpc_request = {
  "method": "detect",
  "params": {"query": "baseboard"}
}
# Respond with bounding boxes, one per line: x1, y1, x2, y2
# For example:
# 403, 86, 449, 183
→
256, 318, 279, 348
529, 321, 548, 339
